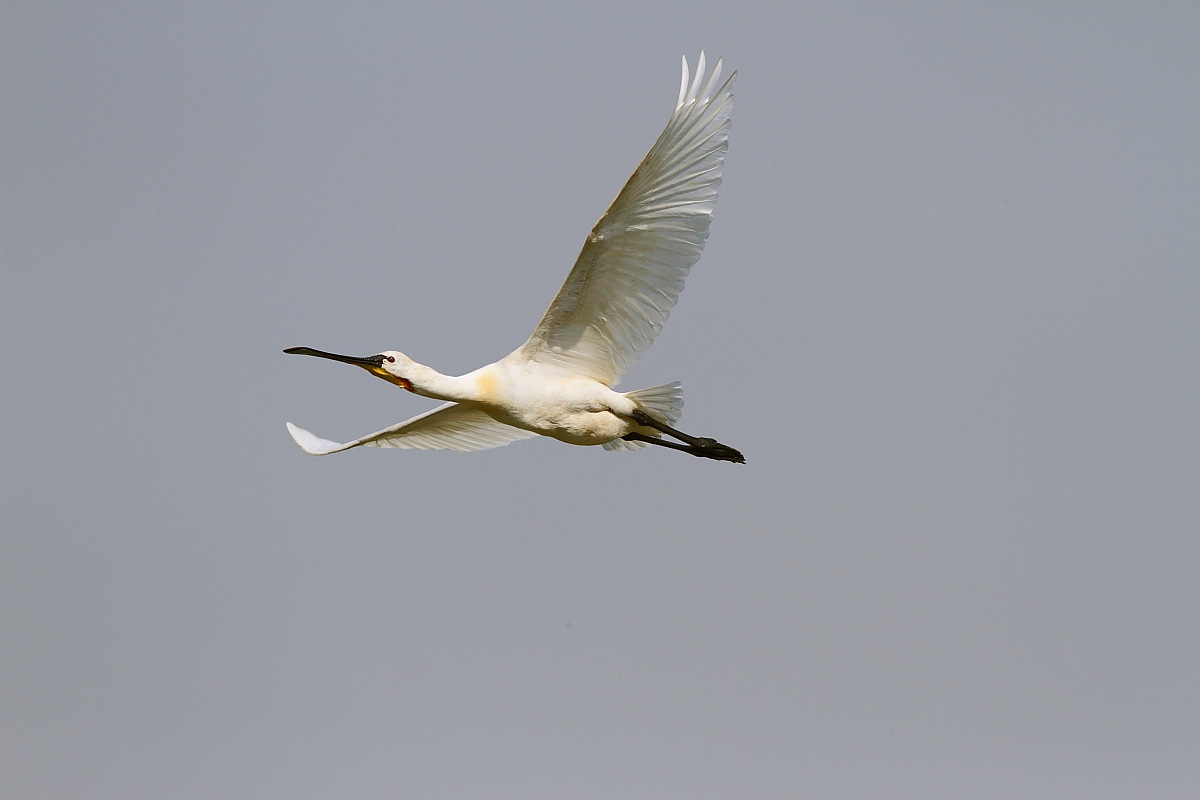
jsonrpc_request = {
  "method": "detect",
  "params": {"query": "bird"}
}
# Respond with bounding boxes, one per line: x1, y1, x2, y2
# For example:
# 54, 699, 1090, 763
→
284, 53, 744, 464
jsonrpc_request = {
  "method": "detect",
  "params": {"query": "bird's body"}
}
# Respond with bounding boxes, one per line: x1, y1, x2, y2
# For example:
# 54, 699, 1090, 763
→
285, 54, 744, 463
377, 354, 645, 446
458, 362, 635, 447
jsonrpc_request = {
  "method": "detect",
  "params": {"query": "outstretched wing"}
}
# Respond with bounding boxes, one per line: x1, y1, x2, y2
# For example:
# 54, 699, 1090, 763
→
285, 403, 538, 455
509, 53, 735, 385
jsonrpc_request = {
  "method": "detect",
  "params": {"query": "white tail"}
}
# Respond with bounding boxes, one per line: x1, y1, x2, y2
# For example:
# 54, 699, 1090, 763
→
603, 381, 684, 451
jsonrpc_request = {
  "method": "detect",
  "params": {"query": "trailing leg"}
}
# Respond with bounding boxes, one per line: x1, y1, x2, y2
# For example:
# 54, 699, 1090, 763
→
621, 432, 744, 463
626, 411, 746, 464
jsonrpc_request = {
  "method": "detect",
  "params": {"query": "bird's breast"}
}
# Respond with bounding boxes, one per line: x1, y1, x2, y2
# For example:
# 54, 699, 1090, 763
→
473, 371, 502, 405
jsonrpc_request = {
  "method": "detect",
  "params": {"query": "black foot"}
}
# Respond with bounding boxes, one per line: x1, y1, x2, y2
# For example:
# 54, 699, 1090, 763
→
621, 432, 746, 464
697, 441, 746, 464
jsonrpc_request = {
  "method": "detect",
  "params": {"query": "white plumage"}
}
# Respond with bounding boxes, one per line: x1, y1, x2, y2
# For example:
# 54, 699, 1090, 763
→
285, 54, 744, 463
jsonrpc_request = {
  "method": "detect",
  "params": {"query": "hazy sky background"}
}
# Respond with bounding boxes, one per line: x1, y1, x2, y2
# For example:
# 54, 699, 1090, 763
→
4, 3, 1197, 798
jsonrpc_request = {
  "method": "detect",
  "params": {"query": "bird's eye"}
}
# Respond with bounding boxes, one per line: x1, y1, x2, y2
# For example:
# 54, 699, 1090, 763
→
385, 355, 395, 363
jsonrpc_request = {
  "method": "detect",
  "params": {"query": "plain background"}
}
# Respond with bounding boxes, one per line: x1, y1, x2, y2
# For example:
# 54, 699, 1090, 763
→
4, 3, 1197, 798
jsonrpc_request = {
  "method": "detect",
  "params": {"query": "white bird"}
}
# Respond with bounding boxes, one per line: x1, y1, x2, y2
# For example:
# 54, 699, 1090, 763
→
285, 53, 744, 463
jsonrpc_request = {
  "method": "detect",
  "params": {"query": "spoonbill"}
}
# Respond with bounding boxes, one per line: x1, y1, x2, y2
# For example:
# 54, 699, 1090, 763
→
285, 53, 744, 463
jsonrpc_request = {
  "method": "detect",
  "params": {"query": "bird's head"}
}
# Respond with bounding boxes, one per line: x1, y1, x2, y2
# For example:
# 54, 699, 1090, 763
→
284, 347, 415, 391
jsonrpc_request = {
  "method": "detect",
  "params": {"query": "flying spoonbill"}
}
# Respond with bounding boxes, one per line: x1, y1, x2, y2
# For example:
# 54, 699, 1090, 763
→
285, 54, 744, 463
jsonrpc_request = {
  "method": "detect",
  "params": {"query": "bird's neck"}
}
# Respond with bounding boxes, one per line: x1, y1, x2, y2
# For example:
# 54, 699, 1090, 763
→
403, 364, 478, 404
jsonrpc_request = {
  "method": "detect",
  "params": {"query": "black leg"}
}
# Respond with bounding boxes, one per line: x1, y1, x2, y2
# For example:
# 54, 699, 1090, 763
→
621, 431, 696, 454
625, 413, 746, 464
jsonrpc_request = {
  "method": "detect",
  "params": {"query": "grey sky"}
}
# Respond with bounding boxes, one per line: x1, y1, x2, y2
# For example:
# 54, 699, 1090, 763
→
4, 3, 1198, 798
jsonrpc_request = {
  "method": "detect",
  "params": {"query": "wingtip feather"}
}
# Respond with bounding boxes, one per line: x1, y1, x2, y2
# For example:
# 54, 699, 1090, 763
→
286, 421, 351, 455
677, 54, 690, 109
678, 52, 733, 109
686, 52, 706, 106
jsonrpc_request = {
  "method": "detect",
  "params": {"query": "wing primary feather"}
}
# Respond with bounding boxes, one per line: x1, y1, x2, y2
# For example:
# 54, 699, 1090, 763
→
699, 58, 724, 102
677, 54, 690, 109
686, 51, 707, 105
